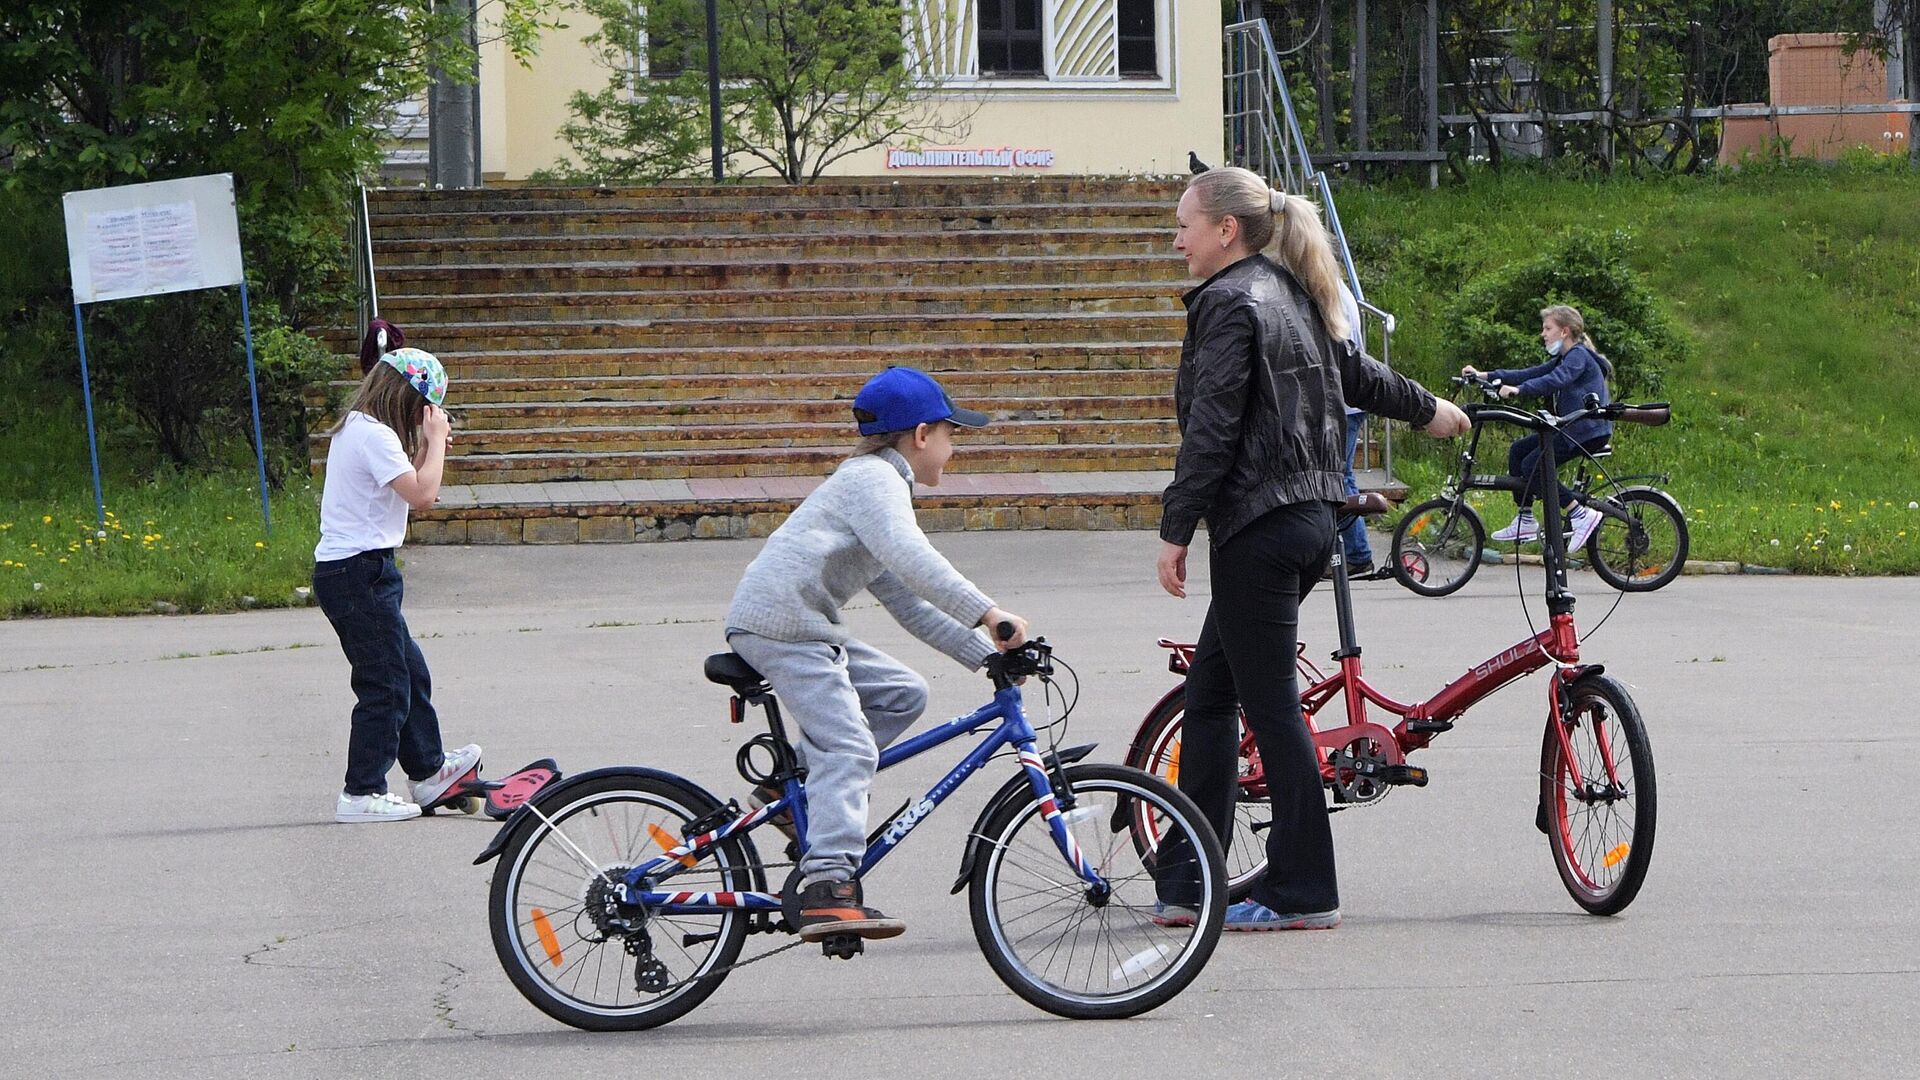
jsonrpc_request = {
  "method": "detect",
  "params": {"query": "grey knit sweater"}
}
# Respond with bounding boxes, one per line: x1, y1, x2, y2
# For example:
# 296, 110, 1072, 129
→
725, 448, 998, 669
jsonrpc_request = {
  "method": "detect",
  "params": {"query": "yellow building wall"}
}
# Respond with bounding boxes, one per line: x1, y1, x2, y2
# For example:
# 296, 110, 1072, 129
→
478, 0, 1222, 181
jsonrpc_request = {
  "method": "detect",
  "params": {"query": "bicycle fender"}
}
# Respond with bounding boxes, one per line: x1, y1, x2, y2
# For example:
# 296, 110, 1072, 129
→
948, 743, 1098, 894
472, 765, 726, 866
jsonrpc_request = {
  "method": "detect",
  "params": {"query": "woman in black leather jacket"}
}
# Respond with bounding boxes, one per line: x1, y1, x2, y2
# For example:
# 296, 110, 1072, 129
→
1154, 166, 1470, 931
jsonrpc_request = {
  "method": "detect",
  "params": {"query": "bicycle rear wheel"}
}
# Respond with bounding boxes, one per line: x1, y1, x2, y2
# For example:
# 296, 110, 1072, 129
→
969, 764, 1226, 1019
1586, 487, 1689, 592
1539, 675, 1657, 915
1125, 688, 1265, 901
487, 771, 758, 1030
1390, 498, 1485, 597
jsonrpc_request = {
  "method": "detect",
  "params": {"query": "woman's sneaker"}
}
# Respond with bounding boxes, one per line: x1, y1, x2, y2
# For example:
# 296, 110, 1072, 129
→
1491, 509, 1540, 543
336, 791, 422, 823
1223, 900, 1340, 931
793, 879, 906, 941
409, 743, 483, 808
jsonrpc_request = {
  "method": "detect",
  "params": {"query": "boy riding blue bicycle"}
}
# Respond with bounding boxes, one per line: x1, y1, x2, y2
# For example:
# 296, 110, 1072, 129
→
723, 366, 1030, 942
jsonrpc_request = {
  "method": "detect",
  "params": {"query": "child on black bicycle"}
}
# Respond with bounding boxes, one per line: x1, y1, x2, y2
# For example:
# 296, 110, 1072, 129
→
723, 366, 1030, 943
1463, 304, 1615, 550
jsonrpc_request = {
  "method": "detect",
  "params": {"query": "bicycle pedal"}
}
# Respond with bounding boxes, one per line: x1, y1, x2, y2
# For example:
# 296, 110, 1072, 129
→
1406, 719, 1454, 735
819, 934, 865, 960
1382, 765, 1429, 787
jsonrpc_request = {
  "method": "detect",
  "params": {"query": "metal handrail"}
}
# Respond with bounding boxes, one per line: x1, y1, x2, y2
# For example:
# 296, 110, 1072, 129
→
1225, 18, 1400, 484
351, 184, 380, 346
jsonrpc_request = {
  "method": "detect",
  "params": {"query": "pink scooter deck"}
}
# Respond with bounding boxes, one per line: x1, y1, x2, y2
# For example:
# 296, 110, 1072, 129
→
420, 758, 561, 820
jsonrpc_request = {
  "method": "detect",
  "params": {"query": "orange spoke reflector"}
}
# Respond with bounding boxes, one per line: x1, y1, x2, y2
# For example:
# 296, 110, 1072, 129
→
1603, 843, 1631, 868
649, 822, 697, 867
1166, 740, 1183, 786
1410, 519, 1430, 538
530, 908, 564, 968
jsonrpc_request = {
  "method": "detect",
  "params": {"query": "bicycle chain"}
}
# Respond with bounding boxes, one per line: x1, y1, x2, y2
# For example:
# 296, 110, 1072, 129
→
634, 857, 806, 996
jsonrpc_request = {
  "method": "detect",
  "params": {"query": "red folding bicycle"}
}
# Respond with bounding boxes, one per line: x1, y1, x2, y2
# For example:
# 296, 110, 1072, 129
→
1126, 395, 1662, 915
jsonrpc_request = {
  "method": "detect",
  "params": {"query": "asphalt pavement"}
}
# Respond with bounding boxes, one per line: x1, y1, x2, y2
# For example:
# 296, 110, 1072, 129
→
3, 531, 1914, 1079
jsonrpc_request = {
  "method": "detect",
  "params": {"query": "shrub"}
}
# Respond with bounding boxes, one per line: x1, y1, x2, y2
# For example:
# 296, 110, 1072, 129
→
1443, 227, 1688, 394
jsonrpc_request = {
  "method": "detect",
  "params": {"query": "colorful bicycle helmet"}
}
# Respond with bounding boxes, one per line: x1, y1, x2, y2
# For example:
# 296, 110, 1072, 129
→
380, 347, 447, 407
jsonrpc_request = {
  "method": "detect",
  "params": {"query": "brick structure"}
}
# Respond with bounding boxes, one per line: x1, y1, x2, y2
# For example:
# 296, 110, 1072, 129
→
1720, 33, 1912, 164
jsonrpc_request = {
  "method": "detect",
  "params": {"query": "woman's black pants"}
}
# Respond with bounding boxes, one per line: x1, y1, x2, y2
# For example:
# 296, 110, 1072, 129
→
1177, 501, 1339, 914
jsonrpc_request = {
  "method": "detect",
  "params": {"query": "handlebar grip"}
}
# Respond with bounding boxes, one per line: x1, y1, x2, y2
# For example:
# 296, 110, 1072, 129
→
1617, 406, 1671, 427
995, 620, 1016, 642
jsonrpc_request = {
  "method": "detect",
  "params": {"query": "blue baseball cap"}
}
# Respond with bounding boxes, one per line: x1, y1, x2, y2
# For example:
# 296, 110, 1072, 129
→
852, 367, 989, 435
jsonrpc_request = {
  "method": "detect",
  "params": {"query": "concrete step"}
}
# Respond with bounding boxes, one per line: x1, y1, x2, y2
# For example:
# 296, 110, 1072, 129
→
371, 227, 1169, 266
316, 417, 1176, 459
442, 393, 1172, 429
347, 367, 1177, 405
317, 310, 1184, 353
389, 341, 1178, 380
407, 471, 1174, 544
389, 442, 1180, 484
369, 202, 1173, 239
368, 178, 1187, 213
374, 281, 1181, 323
371, 254, 1187, 295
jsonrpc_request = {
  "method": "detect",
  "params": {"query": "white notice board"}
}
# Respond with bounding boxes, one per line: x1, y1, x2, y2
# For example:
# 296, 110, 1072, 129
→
62, 174, 246, 305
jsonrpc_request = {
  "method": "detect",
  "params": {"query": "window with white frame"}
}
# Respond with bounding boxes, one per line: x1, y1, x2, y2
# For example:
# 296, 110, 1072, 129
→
911, 0, 1163, 84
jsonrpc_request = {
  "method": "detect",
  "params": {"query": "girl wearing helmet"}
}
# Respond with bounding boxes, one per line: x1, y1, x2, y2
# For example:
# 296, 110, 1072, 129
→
313, 348, 481, 823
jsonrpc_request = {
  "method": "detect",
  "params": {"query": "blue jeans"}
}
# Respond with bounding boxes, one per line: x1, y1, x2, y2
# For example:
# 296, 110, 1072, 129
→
1508, 433, 1611, 509
1340, 413, 1372, 563
313, 551, 445, 795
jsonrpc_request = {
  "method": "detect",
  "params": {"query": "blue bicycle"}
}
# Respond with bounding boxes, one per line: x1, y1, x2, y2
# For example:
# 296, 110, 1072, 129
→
479, 634, 1228, 1029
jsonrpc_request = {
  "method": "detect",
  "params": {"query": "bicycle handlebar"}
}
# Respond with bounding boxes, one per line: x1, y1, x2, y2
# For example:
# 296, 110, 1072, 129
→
983, 637, 1054, 690
1463, 398, 1674, 433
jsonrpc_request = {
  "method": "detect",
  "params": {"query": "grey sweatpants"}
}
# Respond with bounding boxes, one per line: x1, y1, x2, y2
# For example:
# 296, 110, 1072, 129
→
726, 630, 929, 886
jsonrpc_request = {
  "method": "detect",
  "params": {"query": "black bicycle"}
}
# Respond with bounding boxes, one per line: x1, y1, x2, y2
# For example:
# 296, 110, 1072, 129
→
1389, 376, 1688, 596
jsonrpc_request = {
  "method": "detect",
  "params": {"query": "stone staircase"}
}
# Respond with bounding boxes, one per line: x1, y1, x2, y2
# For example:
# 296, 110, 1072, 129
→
325, 177, 1205, 543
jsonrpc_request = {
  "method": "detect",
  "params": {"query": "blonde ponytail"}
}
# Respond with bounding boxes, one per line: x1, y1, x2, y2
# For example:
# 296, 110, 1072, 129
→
1273, 193, 1350, 343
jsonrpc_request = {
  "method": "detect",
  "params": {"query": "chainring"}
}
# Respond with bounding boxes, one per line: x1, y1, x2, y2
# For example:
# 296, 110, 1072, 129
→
1328, 737, 1391, 807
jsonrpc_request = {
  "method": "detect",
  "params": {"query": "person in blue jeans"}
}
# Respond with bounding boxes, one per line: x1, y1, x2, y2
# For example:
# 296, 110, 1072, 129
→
1463, 304, 1615, 551
312, 348, 481, 823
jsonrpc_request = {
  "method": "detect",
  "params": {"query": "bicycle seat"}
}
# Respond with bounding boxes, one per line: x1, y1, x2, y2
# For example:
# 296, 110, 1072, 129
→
1342, 492, 1391, 517
704, 653, 769, 694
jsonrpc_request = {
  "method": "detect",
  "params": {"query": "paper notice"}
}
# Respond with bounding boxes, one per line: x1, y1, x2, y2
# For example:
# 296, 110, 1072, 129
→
139, 202, 201, 293
86, 209, 145, 298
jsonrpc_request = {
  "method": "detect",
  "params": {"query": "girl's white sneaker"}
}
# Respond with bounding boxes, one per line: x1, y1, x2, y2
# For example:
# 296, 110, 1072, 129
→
336, 791, 423, 823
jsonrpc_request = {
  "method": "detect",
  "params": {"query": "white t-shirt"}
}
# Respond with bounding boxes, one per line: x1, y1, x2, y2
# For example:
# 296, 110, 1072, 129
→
315, 412, 416, 561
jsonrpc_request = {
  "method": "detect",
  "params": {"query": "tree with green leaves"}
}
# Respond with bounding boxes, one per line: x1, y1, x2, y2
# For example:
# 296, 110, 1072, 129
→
549, 0, 973, 183
0, 0, 561, 473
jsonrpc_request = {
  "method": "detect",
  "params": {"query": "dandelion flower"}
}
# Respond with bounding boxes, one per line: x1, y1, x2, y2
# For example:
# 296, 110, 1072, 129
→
1830, 500, 1842, 510
254, 541, 266, 549
41, 515, 51, 524
58, 557, 67, 564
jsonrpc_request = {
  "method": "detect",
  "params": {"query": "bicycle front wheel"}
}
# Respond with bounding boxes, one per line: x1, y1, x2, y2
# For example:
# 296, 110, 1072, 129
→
1586, 487, 1689, 592
969, 764, 1226, 1019
1125, 687, 1266, 901
1390, 498, 1485, 597
487, 771, 757, 1031
1540, 675, 1657, 915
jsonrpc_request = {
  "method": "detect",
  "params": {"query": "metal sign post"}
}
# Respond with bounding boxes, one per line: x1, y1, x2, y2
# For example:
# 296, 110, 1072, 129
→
60, 173, 271, 537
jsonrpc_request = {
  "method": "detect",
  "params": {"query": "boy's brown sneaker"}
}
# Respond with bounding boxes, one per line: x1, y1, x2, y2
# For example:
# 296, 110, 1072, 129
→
793, 879, 906, 941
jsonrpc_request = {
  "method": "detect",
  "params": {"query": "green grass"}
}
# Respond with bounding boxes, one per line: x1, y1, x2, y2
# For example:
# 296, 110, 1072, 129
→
1342, 161, 1920, 574
0, 321, 321, 618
